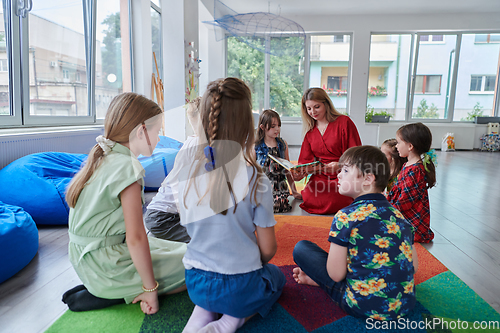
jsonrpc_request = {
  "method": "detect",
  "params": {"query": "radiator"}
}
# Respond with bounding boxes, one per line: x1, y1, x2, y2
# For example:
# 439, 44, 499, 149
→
0, 128, 103, 169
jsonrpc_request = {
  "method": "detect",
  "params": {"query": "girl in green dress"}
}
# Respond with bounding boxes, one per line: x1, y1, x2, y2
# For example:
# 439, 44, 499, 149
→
63, 93, 186, 314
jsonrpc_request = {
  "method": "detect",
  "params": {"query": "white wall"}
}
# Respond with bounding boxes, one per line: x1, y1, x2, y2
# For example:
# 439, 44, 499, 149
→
200, 10, 500, 148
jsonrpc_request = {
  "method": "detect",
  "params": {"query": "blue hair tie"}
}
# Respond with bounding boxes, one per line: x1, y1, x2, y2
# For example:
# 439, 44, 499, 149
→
204, 146, 216, 171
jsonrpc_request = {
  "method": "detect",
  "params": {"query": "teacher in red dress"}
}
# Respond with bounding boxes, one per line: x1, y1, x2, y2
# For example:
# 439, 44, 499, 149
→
293, 88, 362, 215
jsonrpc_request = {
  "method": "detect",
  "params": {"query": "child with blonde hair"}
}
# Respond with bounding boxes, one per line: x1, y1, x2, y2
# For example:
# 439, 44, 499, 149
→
380, 138, 407, 192
63, 92, 186, 314
176, 78, 285, 333
254, 109, 301, 213
387, 122, 436, 243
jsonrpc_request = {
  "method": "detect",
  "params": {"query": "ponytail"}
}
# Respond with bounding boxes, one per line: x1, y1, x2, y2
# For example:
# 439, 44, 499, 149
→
66, 145, 106, 208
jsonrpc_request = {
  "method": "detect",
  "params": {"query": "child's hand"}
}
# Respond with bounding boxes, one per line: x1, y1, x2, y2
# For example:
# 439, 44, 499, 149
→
133, 291, 159, 315
292, 191, 302, 200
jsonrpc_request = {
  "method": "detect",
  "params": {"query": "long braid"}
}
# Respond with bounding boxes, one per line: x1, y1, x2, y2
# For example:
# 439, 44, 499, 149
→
208, 84, 223, 144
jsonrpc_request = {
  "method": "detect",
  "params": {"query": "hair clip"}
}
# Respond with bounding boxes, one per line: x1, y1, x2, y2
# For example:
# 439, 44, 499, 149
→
422, 149, 437, 172
204, 146, 216, 171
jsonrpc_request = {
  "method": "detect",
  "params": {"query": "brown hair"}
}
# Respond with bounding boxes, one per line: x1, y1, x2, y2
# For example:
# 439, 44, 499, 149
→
397, 122, 436, 189
301, 88, 343, 134
339, 145, 390, 192
382, 138, 407, 181
66, 92, 163, 207
184, 77, 263, 215
255, 109, 281, 145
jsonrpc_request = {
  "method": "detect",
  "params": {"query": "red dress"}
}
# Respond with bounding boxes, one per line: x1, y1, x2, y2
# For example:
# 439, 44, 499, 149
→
298, 115, 362, 215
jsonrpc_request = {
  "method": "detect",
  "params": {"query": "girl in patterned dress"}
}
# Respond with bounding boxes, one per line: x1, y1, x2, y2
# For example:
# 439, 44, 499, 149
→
254, 109, 301, 213
387, 123, 436, 243
380, 138, 407, 192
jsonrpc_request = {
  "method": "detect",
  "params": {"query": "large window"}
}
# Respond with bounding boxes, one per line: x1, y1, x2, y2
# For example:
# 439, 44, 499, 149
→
309, 34, 351, 114
227, 37, 265, 113
454, 33, 500, 121
227, 36, 304, 117
366, 34, 412, 121
28, 1, 88, 118
95, 0, 133, 119
367, 32, 500, 122
0, 0, 133, 127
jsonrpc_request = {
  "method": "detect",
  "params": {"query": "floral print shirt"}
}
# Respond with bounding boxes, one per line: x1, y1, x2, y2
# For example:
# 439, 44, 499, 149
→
329, 193, 416, 320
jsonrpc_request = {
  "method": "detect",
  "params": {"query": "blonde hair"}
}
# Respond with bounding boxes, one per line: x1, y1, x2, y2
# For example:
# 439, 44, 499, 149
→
184, 77, 263, 215
66, 92, 163, 208
301, 88, 343, 135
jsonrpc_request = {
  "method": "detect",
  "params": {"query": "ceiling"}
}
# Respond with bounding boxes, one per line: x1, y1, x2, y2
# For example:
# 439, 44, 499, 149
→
204, 0, 500, 17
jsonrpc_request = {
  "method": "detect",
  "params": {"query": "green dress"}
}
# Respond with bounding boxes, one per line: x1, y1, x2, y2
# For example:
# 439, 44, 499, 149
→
68, 143, 186, 303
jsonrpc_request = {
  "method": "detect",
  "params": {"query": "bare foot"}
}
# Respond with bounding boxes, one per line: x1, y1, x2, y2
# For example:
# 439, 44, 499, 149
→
292, 267, 319, 286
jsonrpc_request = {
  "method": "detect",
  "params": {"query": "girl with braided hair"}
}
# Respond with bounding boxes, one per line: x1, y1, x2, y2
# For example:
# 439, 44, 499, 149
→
175, 78, 285, 333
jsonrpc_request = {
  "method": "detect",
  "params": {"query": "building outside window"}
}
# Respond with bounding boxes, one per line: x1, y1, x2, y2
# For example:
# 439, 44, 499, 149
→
415, 75, 442, 94
470, 75, 496, 92
309, 34, 351, 115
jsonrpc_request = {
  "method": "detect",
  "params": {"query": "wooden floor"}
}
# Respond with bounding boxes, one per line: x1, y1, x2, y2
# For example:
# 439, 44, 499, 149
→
0, 151, 499, 333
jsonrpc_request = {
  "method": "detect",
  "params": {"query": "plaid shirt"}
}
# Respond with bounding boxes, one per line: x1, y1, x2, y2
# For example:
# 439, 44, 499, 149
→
387, 163, 434, 243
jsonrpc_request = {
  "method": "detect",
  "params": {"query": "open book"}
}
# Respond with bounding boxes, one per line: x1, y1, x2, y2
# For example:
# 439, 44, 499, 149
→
267, 154, 322, 173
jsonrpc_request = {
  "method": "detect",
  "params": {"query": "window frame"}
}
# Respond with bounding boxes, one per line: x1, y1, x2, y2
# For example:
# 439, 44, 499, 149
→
408, 32, 460, 122
306, 32, 353, 117
0, 0, 134, 128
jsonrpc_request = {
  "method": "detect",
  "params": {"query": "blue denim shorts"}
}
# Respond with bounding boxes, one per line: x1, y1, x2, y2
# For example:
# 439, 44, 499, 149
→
185, 264, 285, 318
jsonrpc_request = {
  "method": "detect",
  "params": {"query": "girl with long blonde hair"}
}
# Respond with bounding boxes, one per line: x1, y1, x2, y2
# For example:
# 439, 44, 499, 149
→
63, 92, 186, 314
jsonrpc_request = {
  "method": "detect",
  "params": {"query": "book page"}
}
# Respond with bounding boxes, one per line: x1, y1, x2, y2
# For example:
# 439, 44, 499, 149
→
267, 154, 321, 173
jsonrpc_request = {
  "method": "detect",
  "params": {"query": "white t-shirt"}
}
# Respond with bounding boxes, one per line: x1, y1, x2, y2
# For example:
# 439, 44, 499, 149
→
174, 142, 276, 275
147, 136, 199, 214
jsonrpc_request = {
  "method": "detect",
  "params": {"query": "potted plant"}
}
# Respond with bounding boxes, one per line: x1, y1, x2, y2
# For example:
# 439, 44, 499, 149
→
365, 105, 392, 123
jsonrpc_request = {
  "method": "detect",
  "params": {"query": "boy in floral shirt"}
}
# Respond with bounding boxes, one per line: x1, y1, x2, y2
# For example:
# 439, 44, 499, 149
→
293, 145, 417, 321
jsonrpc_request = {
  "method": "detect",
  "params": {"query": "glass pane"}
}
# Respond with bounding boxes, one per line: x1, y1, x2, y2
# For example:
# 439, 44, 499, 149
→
453, 33, 500, 121
485, 75, 496, 91
310, 35, 351, 115
151, 0, 160, 7
470, 75, 482, 91
227, 36, 265, 113
269, 36, 304, 117
151, 7, 162, 82
366, 34, 412, 121
29, 1, 87, 116
96, 0, 133, 119
0, 3, 10, 116
412, 34, 457, 120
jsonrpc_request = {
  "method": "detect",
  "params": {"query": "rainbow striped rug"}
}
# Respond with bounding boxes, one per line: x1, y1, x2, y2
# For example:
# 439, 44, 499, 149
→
46, 216, 500, 333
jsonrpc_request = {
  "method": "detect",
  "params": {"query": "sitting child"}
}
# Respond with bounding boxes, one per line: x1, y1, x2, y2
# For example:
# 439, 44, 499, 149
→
254, 109, 301, 213
380, 138, 407, 192
144, 97, 202, 243
293, 145, 418, 321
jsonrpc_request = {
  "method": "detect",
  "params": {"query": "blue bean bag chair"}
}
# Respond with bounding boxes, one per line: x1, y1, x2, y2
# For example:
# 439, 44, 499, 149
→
0, 152, 87, 225
139, 136, 183, 191
0, 201, 38, 284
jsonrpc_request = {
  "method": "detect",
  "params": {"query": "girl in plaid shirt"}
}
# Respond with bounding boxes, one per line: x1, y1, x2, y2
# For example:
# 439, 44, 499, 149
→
387, 123, 436, 243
